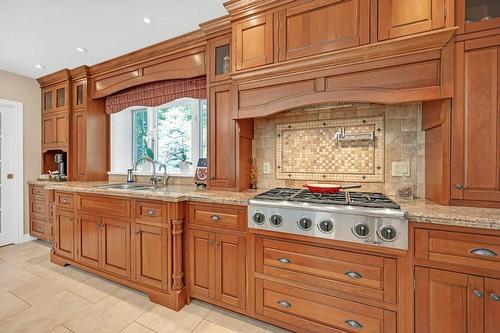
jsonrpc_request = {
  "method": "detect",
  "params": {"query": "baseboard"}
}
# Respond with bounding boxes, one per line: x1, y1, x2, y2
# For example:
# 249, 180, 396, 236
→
18, 233, 36, 243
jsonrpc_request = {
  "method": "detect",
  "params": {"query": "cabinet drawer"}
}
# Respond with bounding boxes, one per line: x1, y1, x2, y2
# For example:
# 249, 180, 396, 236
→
54, 192, 74, 210
256, 237, 397, 303
30, 199, 48, 219
30, 218, 47, 238
76, 194, 131, 218
30, 186, 47, 200
188, 203, 246, 231
415, 229, 500, 274
256, 279, 396, 333
135, 201, 165, 223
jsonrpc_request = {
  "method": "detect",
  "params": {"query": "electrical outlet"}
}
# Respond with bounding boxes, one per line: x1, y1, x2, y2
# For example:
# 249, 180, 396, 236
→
391, 161, 410, 177
263, 162, 271, 174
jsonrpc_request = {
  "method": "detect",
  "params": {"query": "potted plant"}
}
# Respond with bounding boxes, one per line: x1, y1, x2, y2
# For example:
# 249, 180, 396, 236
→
176, 140, 191, 174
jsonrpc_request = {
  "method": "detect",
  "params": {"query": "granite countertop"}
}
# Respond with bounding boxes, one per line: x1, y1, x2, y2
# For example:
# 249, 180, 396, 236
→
28, 181, 500, 230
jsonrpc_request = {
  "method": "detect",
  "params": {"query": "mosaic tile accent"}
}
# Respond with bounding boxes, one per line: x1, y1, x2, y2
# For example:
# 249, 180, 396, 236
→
276, 116, 384, 182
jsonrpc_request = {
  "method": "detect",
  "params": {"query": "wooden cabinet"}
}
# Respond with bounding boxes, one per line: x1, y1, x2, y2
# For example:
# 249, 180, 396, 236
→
188, 229, 246, 310
208, 84, 236, 188
451, 36, 500, 206
233, 14, 274, 71
42, 82, 68, 113
485, 277, 500, 333
76, 214, 101, 268
42, 113, 68, 150
134, 222, 169, 290
277, 0, 369, 60
208, 34, 231, 82
54, 208, 75, 260
29, 184, 52, 241
101, 217, 131, 278
457, 0, 500, 34
378, 0, 446, 40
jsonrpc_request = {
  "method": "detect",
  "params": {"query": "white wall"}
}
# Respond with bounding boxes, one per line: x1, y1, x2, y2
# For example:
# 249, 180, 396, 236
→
0, 69, 40, 234
110, 108, 133, 172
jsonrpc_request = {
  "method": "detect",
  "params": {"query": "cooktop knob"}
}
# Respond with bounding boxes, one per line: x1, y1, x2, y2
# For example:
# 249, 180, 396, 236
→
269, 214, 283, 227
378, 225, 398, 241
253, 213, 265, 225
318, 220, 335, 233
353, 223, 371, 238
297, 217, 313, 231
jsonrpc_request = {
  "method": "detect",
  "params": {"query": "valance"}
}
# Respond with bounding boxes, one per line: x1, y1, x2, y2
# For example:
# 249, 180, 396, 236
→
105, 76, 206, 114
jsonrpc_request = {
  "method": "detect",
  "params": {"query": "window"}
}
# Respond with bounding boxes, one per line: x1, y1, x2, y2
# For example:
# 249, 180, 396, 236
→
110, 98, 207, 175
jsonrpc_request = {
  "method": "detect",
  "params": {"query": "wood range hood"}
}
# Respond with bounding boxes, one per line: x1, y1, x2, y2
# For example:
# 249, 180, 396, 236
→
231, 27, 457, 119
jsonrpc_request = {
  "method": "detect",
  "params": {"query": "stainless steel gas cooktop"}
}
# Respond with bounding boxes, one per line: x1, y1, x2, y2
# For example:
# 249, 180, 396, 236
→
248, 188, 408, 250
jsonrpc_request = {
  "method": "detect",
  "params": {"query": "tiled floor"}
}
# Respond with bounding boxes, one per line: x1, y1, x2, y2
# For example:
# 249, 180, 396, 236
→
0, 241, 290, 333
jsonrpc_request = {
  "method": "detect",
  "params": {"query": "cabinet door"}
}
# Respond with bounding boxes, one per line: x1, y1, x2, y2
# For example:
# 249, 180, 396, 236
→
234, 14, 274, 70
209, 35, 231, 82
76, 214, 101, 268
378, 0, 445, 40
54, 83, 68, 112
415, 267, 484, 333
485, 278, 500, 333
54, 210, 75, 260
101, 218, 131, 278
188, 230, 216, 299
42, 116, 55, 147
42, 88, 54, 113
215, 234, 246, 309
72, 79, 87, 110
208, 84, 236, 189
278, 0, 369, 61
134, 223, 168, 290
54, 113, 68, 146
451, 40, 500, 203
72, 112, 87, 180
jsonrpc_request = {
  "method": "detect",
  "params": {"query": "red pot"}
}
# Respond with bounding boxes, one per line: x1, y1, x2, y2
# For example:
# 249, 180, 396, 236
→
303, 183, 361, 194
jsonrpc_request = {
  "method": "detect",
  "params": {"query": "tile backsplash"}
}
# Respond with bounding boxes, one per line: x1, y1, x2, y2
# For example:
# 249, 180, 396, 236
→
252, 103, 425, 198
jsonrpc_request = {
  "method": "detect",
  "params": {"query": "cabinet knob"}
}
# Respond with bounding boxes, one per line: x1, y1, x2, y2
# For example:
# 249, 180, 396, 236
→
210, 215, 221, 221
345, 320, 363, 328
491, 293, 500, 302
455, 183, 464, 190
345, 271, 362, 279
147, 209, 156, 216
277, 300, 291, 308
277, 257, 291, 264
473, 290, 483, 298
469, 248, 497, 257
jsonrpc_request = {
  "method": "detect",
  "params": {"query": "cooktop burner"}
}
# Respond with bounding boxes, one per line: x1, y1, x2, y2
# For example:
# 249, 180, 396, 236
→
254, 188, 400, 209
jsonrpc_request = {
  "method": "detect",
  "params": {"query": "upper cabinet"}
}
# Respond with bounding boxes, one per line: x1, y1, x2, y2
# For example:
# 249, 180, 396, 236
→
457, 0, 500, 34
378, 0, 446, 40
208, 34, 232, 82
72, 79, 87, 110
233, 14, 274, 71
42, 82, 69, 113
277, 0, 369, 61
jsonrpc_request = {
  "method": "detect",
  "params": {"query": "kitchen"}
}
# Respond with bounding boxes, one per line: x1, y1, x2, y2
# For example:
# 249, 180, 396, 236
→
0, 0, 499, 332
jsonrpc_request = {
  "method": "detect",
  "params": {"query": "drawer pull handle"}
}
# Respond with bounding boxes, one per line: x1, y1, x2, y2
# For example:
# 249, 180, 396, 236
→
469, 248, 497, 257
147, 209, 156, 216
277, 300, 291, 308
62, 199, 68, 203
277, 258, 291, 264
345, 271, 362, 279
210, 215, 221, 221
345, 320, 363, 328
473, 290, 483, 298
491, 293, 500, 302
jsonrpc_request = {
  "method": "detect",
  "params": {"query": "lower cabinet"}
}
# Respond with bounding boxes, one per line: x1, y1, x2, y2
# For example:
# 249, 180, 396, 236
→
54, 209, 75, 260
188, 229, 246, 310
134, 222, 169, 290
75, 213, 131, 278
415, 267, 500, 333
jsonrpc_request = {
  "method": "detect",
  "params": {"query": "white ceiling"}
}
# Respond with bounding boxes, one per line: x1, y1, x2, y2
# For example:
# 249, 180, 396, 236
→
0, 0, 228, 78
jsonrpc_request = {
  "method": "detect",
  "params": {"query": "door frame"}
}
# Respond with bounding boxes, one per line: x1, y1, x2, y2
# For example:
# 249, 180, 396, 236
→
0, 98, 24, 244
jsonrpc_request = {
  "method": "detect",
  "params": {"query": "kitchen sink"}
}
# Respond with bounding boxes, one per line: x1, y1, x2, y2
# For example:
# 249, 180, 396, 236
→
93, 183, 157, 190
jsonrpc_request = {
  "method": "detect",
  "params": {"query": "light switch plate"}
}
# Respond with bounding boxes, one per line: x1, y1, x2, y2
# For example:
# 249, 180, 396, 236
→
391, 161, 410, 177
263, 162, 271, 174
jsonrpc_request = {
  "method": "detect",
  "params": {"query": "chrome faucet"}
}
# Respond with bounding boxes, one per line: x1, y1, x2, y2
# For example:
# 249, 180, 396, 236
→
131, 157, 160, 186
159, 163, 170, 186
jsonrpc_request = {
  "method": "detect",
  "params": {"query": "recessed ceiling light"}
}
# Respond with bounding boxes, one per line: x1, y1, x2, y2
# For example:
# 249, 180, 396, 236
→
142, 17, 154, 25
75, 47, 88, 53
34, 64, 45, 69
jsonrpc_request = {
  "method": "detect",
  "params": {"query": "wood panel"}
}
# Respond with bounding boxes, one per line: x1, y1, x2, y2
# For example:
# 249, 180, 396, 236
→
451, 37, 500, 205
256, 278, 396, 333
414, 267, 484, 333
187, 202, 246, 231
134, 222, 169, 290
76, 214, 101, 268
208, 84, 236, 188
42, 116, 55, 148
188, 229, 215, 299
234, 14, 274, 70
54, 209, 75, 260
135, 201, 166, 223
216, 233, 246, 309
76, 195, 131, 219
378, 0, 445, 40
485, 277, 500, 333
72, 111, 87, 179
101, 218, 131, 278
278, 0, 370, 60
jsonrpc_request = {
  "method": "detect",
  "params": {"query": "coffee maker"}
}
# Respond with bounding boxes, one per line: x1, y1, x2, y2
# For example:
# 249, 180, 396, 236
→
54, 153, 66, 177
